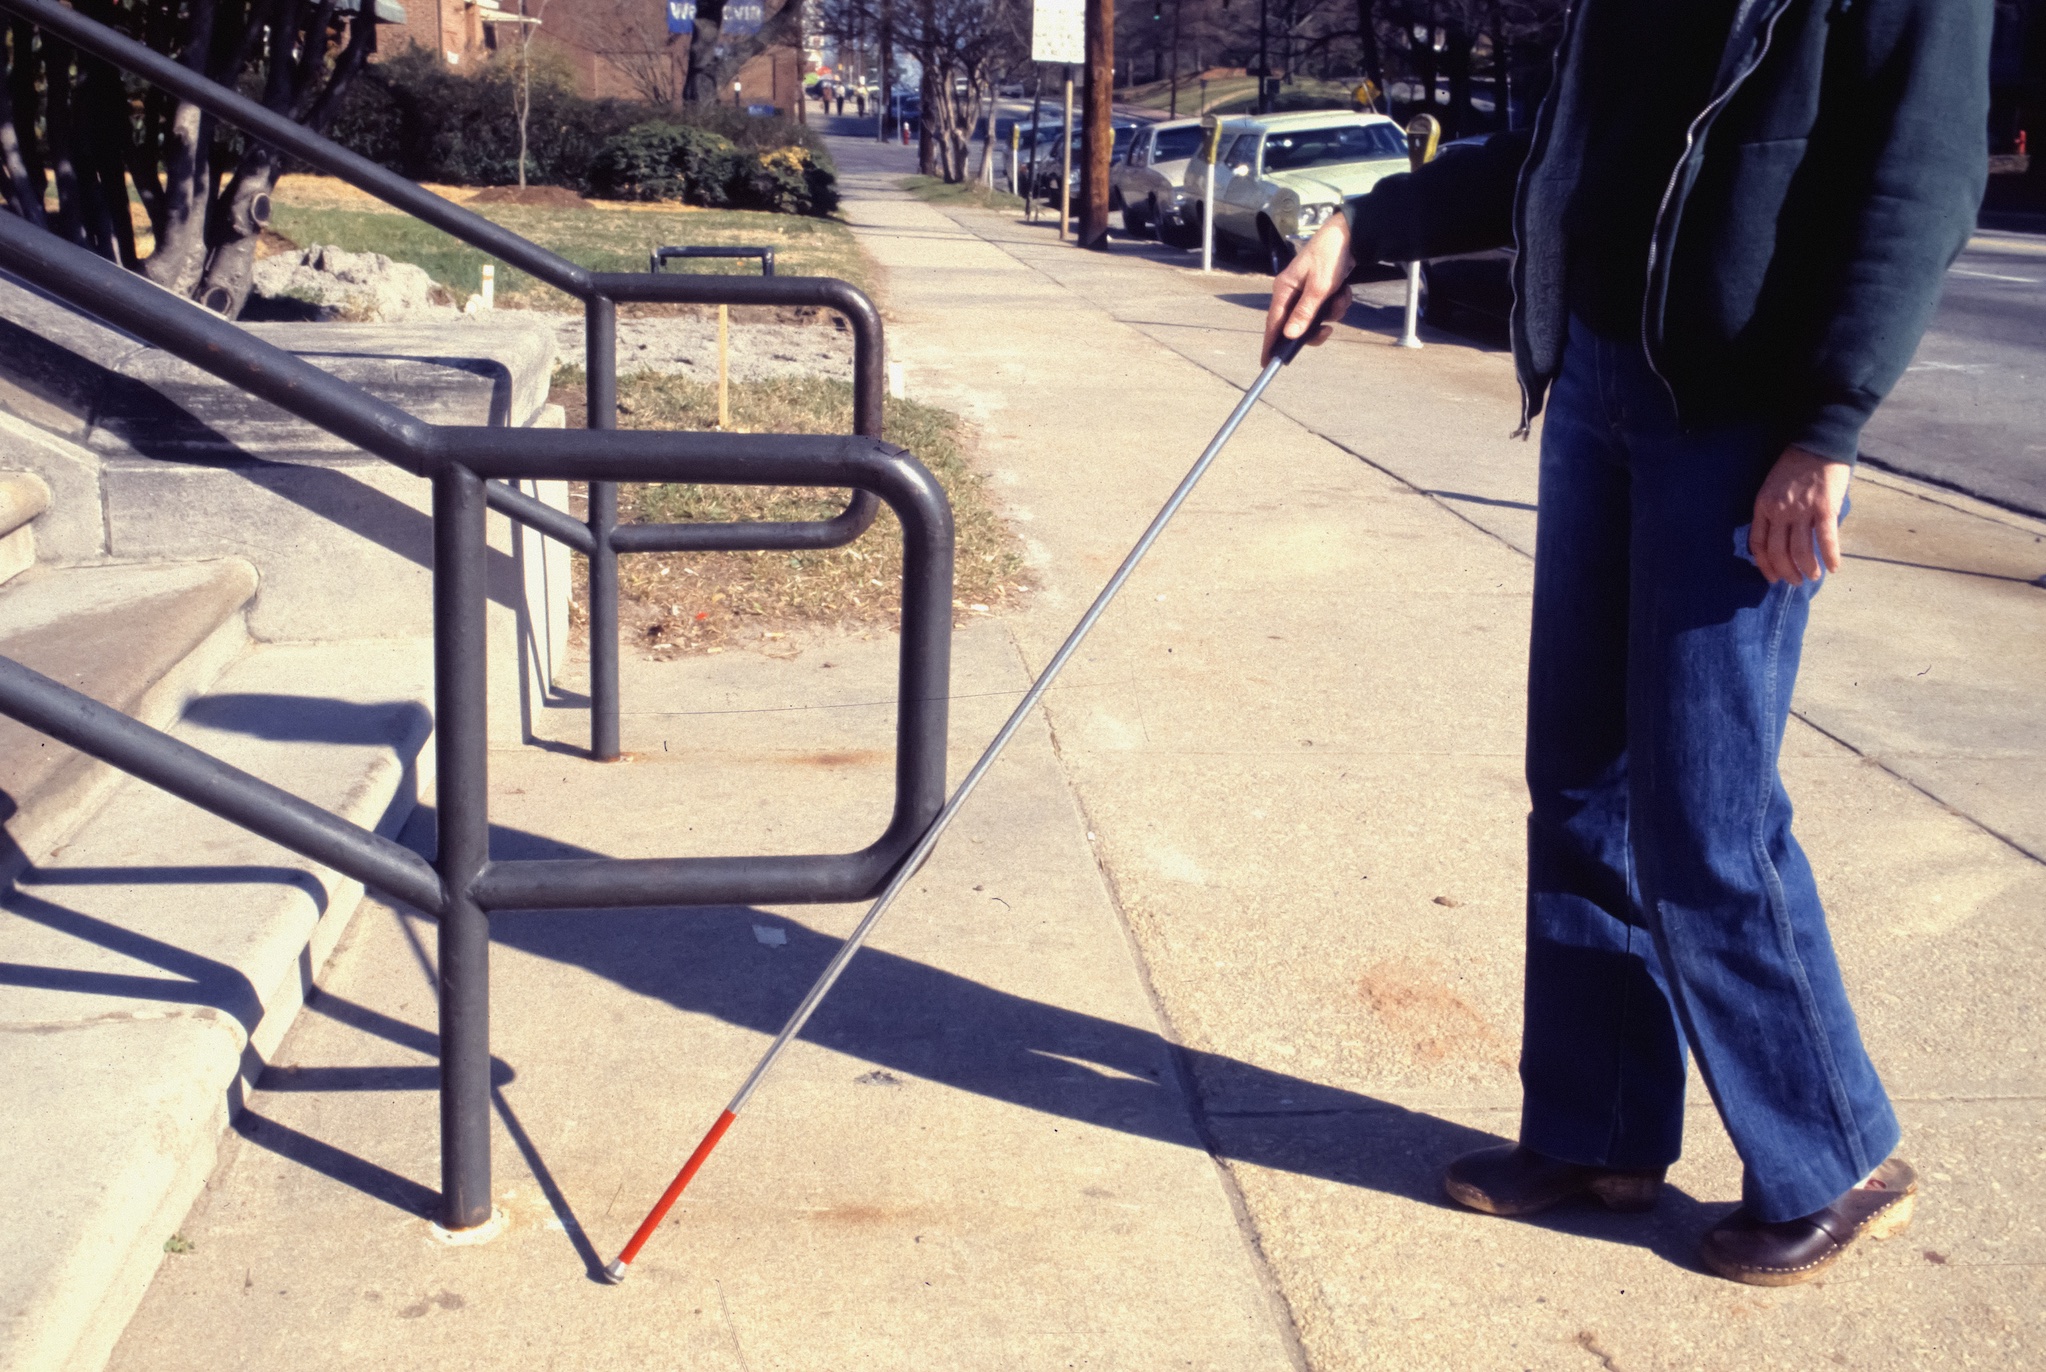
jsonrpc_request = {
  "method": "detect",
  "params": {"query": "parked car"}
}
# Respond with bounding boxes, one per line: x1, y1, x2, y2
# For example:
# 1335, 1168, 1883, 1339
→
888, 91, 920, 134
1183, 111, 1409, 273
1026, 120, 1140, 201
1111, 119, 1205, 239
1406, 136, 1514, 347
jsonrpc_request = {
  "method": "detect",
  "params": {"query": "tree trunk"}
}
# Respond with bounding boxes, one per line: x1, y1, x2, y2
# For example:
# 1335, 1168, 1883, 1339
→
193, 8, 375, 317
5, 22, 45, 214
143, 99, 213, 292
875, 1, 893, 141
1355, 0, 1381, 93
1443, 19, 1472, 138
917, 64, 937, 176
0, 27, 46, 226
685, 0, 727, 103
141, 0, 219, 293
39, 36, 92, 251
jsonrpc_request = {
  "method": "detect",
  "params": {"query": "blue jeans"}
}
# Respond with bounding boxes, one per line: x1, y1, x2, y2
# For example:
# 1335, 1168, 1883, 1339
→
1519, 316, 1899, 1223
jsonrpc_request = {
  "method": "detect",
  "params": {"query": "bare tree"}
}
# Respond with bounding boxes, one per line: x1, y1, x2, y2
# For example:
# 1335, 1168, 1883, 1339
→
683, 0, 802, 106
900, 0, 1028, 181
588, 0, 687, 105
515, 0, 556, 187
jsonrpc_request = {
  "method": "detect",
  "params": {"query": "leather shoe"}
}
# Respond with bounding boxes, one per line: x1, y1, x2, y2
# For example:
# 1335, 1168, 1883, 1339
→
1701, 1157, 1918, 1286
1443, 1143, 1667, 1217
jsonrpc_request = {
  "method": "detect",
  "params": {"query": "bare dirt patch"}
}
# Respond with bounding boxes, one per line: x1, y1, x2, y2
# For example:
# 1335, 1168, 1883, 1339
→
467, 185, 593, 210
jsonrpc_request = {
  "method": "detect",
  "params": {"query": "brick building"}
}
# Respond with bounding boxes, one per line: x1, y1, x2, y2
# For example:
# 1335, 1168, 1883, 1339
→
381, 0, 802, 113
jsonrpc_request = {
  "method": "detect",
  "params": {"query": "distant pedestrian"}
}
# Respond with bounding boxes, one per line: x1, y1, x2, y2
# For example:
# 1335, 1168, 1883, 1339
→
1267, 0, 1990, 1288
855, 89, 866, 118
836, 90, 845, 117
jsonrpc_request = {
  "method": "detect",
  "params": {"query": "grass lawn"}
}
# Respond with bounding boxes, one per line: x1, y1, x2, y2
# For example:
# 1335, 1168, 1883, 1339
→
266, 175, 872, 309
897, 175, 1025, 213
549, 369, 1030, 656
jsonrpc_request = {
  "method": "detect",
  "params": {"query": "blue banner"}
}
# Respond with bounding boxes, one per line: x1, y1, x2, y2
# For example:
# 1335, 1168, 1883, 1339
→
722, 0, 764, 37
666, 0, 694, 34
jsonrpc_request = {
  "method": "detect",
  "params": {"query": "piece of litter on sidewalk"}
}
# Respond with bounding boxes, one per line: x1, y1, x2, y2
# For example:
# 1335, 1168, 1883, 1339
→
752, 924, 787, 946
888, 361, 906, 398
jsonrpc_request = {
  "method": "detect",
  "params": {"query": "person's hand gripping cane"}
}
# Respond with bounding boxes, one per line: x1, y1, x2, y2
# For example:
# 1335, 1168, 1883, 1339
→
1262, 214, 1357, 366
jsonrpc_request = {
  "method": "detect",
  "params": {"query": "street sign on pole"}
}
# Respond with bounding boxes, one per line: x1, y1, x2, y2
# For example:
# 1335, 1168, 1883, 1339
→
1033, 0, 1085, 65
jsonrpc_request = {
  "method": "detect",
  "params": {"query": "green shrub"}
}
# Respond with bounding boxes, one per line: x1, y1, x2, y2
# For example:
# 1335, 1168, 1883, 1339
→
329, 47, 652, 188
738, 146, 839, 216
327, 48, 839, 214
588, 122, 745, 206
659, 102, 831, 164
589, 123, 839, 215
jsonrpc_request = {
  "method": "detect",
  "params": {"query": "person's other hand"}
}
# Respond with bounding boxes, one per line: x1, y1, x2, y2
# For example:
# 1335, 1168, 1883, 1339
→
1750, 446, 1851, 585
1261, 215, 1356, 365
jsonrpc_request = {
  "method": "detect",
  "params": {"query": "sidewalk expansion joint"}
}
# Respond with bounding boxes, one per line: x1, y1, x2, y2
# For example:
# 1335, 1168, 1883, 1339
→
1013, 624, 1315, 1372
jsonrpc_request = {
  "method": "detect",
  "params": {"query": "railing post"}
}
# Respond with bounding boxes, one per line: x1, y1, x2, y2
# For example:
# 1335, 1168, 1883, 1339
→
434, 464, 494, 1231
586, 295, 621, 762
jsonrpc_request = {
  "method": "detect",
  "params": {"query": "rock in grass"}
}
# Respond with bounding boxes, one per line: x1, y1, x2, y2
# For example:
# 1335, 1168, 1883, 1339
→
249, 244, 457, 323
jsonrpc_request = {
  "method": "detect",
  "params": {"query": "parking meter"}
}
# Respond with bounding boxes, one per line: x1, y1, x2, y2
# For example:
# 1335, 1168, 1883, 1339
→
1198, 114, 1224, 274
1405, 113, 1441, 173
1398, 114, 1441, 348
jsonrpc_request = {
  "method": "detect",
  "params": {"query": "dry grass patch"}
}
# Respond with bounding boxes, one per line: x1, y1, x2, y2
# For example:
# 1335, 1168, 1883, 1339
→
553, 370, 1029, 656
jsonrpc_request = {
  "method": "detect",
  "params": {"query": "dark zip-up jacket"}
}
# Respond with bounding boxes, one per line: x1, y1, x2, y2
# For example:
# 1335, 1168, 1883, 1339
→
1343, 0, 1991, 463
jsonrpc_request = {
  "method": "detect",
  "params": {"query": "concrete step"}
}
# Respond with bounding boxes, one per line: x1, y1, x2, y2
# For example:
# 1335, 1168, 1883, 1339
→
0, 271, 557, 461
0, 472, 49, 587
0, 636, 434, 1372
0, 560, 258, 881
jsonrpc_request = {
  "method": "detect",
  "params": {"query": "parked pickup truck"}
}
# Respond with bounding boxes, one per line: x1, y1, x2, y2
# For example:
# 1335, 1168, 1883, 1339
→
1183, 111, 1410, 273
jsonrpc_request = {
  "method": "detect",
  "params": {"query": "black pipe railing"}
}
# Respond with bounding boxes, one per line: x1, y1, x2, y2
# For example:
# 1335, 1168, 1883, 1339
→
651, 244, 777, 276
0, 0, 880, 761
0, 1, 955, 1235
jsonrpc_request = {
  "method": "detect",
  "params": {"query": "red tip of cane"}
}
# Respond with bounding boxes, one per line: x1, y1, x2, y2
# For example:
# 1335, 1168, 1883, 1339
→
612, 1110, 738, 1270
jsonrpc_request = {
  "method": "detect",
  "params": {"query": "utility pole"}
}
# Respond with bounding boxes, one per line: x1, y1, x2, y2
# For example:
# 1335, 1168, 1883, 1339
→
1079, 0, 1114, 248
876, 0, 893, 143
1257, 0, 1271, 112
1168, 0, 1183, 118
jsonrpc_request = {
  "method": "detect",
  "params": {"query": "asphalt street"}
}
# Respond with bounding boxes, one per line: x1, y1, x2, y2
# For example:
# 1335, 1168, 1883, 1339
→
866, 91, 2045, 517
1859, 230, 2046, 516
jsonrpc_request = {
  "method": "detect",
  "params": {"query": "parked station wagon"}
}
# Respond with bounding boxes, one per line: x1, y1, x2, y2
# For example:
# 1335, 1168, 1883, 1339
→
1183, 111, 1410, 272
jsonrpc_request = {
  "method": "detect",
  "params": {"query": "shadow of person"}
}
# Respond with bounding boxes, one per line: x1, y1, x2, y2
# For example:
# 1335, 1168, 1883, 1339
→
453, 810, 1726, 1270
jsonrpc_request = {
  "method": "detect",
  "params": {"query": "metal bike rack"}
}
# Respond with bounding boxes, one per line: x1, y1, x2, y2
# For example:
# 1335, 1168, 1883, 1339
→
651, 245, 777, 276
0, 0, 878, 764
0, 0, 953, 1233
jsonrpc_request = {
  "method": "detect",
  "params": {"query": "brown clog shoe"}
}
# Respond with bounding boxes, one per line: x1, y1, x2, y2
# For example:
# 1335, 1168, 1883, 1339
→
1443, 1143, 1668, 1217
1701, 1157, 1919, 1286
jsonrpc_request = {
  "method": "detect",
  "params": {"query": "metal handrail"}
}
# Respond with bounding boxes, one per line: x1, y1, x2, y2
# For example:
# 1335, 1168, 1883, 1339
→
0, 6, 956, 1236
0, 0, 878, 759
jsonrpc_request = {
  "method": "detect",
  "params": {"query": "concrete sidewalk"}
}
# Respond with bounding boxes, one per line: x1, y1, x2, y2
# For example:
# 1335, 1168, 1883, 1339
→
102, 142, 2043, 1371
827, 139, 2044, 1368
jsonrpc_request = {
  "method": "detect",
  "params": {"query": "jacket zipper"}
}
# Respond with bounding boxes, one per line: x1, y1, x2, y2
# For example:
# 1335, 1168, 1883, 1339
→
1639, 0, 1795, 414
1511, 0, 1581, 435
